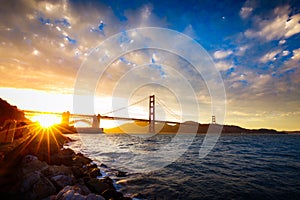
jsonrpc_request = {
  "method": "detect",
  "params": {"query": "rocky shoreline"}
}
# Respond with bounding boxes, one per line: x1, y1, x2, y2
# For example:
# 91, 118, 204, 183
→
0, 128, 133, 200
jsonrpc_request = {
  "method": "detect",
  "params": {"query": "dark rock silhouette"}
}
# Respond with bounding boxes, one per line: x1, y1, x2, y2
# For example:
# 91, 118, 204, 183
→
0, 98, 27, 126
0, 98, 131, 200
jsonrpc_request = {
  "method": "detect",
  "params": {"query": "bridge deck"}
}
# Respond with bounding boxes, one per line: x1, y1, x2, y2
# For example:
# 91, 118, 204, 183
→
23, 110, 180, 124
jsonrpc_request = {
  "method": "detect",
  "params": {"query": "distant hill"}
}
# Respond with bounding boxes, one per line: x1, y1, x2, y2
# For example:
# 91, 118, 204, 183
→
284, 131, 300, 134
0, 98, 27, 125
105, 121, 287, 134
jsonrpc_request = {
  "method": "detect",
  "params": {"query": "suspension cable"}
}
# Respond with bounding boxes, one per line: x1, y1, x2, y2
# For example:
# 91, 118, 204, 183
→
156, 97, 181, 121
100, 96, 148, 116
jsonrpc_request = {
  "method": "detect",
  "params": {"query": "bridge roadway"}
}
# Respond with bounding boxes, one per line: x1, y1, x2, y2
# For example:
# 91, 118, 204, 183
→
23, 110, 180, 125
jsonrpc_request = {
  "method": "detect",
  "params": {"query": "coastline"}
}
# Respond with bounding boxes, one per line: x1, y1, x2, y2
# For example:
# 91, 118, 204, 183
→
0, 127, 132, 200
105, 121, 289, 134
1, 125, 299, 200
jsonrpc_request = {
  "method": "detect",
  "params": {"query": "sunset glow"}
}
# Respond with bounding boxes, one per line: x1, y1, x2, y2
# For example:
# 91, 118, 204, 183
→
1, 1, 299, 199
31, 114, 61, 128
0, 0, 299, 131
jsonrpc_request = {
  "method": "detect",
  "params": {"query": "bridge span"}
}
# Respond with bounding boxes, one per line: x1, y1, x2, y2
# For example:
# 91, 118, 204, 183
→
23, 95, 181, 133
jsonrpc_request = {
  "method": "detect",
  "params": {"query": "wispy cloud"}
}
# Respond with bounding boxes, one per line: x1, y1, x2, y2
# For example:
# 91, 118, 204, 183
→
215, 61, 233, 71
259, 49, 281, 63
213, 49, 233, 59
0, 0, 168, 92
244, 5, 300, 42
239, 0, 256, 19
291, 48, 300, 60
240, 7, 253, 19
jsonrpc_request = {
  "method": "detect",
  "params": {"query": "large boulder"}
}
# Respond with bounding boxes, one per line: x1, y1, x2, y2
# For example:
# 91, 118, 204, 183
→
72, 165, 86, 178
84, 163, 102, 178
71, 163, 101, 179
89, 168, 101, 178
73, 153, 92, 166
21, 171, 56, 200
74, 182, 92, 195
86, 193, 106, 200
41, 164, 73, 177
51, 174, 75, 189
115, 170, 127, 177
20, 155, 48, 175
50, 148, 75, 166
86, 177, 115, 195
101, 188, 123, 200
56, 185, 105, 200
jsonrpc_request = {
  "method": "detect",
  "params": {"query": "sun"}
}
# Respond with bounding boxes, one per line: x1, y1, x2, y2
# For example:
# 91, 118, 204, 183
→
31, 114, 61, 128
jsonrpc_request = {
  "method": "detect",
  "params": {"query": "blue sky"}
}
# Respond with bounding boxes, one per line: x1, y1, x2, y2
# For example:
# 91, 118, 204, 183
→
0, 0, 299, 130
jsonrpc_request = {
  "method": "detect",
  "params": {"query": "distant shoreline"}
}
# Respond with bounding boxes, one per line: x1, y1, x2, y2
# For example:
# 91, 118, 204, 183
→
104, 121, 290, 134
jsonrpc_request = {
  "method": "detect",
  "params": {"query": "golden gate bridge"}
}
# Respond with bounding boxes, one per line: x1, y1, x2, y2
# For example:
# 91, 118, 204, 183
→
23, 95, 182, 133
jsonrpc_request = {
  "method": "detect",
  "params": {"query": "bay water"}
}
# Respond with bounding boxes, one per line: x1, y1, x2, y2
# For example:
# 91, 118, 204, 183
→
66, 133, 300, 200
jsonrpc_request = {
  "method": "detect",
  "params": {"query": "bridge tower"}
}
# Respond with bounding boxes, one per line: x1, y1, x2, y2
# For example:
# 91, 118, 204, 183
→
61, 111, 70, 126
92, 114, 101, 128
149, 95, 155, 133
212, 115, 216, 124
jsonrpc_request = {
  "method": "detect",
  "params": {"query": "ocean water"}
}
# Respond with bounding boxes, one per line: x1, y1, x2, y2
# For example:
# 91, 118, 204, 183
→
66, 133, 300, 200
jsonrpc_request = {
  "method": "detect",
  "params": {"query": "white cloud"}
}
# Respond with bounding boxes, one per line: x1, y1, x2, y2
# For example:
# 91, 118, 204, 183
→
259, 49, 281, 63
239, 0, 256, 19
251, 74, 272, 89
182, 24, 198, 39
141, 5, 152, 19
213, 49, 233, 59
292, 48, 300, 60
235, 45, 249, 56
277, 48, 300, 73
284, 13, 300, 38
0, 0, 170, 93
245, 5, 300, 41
215, 61, 233, 71
282, 50, 290, 56
240, 7, 253, 19
279, 39, 286, 45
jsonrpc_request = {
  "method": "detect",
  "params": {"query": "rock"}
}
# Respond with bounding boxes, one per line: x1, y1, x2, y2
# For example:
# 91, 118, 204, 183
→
61, 148, 76, 156
51, 148, 75, 166
20, 171, 41, 192
86, 193, 105, 200
101, 176, 114, 185
100, 163, 108, 168
131, 193, 147, 199
84, 163, 102, 177
56, 185, 105, 200
56, 187, 82, 200
116, 170, 127, 177
22, 171, 56, 200
22, 154, 38, 164
21, 156, 48, 174
72, 166, 86, 178
74, 182, 92, 195
101, 188, 123, 200
86, 178, 115, 195
120, 197, 132, 200
85, 163, 98, 169
42, 195, 56, 200
51, 174, 75, 189
88, 167, 102, 178
42, 164, 73, 177
73, 154, 92, 166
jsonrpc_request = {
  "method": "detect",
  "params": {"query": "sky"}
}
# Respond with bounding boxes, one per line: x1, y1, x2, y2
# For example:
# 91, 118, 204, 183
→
0, 0, 299, 131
